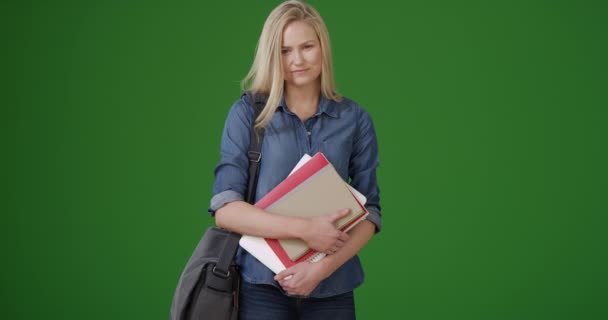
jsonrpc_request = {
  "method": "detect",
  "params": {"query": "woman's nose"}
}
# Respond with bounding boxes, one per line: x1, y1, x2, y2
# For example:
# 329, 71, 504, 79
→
292, 50, 303, 65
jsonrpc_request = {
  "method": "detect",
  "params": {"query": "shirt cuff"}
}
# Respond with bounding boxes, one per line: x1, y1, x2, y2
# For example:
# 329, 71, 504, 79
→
365, 206, 382, 233
208, 190, 244, 216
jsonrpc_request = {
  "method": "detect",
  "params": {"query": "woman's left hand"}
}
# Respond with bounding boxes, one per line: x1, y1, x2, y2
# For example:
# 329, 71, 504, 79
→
274, 261, 330, 297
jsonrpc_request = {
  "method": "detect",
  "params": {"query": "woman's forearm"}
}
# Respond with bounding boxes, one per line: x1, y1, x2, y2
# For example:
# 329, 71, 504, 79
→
318, 219, 376, 277
215, 201, 309, 239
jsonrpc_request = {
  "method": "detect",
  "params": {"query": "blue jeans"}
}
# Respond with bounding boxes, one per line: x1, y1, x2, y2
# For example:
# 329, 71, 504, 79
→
239, 281, 356, 320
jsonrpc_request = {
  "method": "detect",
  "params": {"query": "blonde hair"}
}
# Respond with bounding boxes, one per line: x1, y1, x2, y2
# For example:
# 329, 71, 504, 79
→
241, 0, 341, 129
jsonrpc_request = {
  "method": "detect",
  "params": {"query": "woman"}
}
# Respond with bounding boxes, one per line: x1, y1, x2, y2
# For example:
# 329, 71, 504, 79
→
209, 1, 381, 319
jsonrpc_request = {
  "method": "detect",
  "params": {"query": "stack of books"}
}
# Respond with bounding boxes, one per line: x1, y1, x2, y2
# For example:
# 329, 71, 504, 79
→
239, 152, 369, 273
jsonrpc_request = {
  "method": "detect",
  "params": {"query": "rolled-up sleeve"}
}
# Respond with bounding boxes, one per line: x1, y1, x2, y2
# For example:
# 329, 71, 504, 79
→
208, 98, 254, 216
349, 107, 382, 232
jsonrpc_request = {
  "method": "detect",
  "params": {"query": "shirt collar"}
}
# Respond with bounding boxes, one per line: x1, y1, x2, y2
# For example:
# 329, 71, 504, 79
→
278, 94, 339, 118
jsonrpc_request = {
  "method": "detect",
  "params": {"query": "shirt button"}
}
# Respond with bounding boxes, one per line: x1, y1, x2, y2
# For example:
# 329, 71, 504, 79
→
307, 131, 311, 136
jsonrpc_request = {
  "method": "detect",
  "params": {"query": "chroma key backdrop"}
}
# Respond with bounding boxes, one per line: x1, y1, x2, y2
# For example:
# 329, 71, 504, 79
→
3, 0, 607, 319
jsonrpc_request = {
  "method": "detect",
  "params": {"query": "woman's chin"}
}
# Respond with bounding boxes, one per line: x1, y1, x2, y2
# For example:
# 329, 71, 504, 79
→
287, 78, 320, 88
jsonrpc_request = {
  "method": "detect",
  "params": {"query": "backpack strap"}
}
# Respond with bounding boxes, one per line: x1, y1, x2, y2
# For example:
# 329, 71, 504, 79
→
244, 92, 266, 204
213, 93, 266, 277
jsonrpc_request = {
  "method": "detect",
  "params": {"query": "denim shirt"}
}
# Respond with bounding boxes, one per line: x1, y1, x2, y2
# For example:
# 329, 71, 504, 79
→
208, 93, 382, 298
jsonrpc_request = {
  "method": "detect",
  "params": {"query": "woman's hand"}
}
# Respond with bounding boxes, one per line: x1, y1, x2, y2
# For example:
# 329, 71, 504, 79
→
274, 261, 330, 297
300, 209, 350, 255
276, 220, 376, 297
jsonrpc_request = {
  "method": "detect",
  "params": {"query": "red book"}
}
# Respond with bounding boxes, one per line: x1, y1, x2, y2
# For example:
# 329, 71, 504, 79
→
255, 152, 368, 268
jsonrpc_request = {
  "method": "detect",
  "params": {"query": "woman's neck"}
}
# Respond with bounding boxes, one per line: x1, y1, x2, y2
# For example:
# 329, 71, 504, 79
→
284, 83, 321, 121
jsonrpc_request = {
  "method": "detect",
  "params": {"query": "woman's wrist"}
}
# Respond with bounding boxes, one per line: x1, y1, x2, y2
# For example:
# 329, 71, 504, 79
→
289, 216, 311, 240
316, 255, 339, 279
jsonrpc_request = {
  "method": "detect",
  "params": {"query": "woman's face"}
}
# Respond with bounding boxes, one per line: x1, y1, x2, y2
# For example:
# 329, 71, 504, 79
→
281, 20, 323, 89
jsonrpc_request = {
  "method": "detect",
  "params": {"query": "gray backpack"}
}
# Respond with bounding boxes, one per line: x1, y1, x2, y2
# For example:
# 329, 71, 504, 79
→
169, 93, 265, 320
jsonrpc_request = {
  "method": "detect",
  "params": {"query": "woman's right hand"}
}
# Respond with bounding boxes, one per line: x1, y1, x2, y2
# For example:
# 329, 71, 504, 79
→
301, 209, 350, 255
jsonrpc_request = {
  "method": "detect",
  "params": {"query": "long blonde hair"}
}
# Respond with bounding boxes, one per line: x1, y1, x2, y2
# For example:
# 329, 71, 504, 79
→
241, 0, 341, 129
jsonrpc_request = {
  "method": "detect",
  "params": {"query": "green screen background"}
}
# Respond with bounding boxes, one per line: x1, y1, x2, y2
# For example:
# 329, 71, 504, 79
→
3, 0, 607, 319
